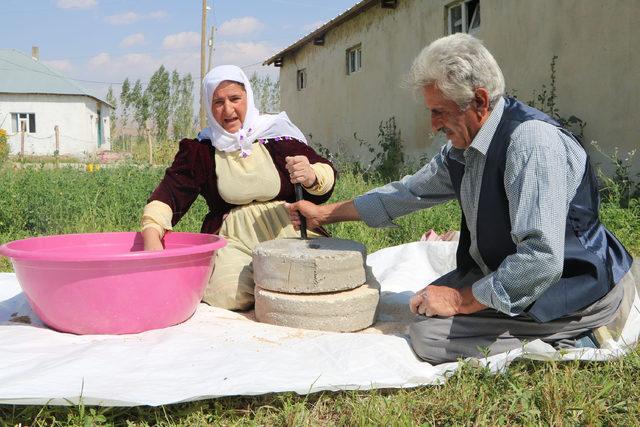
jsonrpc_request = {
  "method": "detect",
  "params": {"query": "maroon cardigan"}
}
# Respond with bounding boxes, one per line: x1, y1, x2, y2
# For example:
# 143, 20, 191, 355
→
149, 138, 336, 234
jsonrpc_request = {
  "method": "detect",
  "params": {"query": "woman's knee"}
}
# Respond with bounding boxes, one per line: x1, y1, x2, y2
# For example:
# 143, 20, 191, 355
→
203, 265, 255, 311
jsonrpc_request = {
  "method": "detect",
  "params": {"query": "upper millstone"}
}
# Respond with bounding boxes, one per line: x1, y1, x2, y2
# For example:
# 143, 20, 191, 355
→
252, 237, 367, 294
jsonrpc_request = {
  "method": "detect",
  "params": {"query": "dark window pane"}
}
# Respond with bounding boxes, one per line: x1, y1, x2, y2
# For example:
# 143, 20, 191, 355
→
469, 2, 481, 29
29, 114, 36, 133
451, 5, 463, 33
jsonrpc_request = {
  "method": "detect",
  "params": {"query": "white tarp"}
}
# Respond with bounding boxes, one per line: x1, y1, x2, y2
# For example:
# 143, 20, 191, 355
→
0, 241, 638, 407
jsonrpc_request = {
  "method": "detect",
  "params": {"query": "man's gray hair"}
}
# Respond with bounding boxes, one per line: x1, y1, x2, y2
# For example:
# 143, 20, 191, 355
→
407, 33, 505, 109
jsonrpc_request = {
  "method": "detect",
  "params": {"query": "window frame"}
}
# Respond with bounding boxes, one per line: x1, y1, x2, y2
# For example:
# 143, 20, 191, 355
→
296, 68, 307, 91
346, 44, 362, 75
11, 112, 36, 133
447, 0, 480, 35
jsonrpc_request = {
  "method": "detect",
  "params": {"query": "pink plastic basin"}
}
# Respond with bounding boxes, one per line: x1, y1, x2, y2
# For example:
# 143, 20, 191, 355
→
0, 232, 226, 335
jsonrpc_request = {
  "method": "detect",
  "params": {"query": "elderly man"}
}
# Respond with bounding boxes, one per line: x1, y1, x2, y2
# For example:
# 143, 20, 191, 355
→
287, 33, 635, 364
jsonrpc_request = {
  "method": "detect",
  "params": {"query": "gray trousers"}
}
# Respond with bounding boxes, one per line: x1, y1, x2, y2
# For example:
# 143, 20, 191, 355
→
409, 264, 633, 364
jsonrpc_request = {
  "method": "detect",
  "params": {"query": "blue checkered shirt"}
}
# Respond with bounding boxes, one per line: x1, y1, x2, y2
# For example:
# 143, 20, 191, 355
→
354, 97, 587, 316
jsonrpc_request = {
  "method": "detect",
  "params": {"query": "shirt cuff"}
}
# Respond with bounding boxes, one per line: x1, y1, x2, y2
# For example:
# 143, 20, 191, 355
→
471, 272, 518, 316
141, 200, 173, 238
353, 193, 398, 228
304, 163, 335, 196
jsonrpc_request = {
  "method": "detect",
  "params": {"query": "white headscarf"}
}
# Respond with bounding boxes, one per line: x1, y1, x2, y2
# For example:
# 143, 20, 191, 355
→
197, 65, 307, 157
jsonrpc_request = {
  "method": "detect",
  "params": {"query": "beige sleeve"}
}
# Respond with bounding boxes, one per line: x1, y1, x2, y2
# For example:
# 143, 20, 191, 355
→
141, 200, 173, 238
304, 163, 335, 196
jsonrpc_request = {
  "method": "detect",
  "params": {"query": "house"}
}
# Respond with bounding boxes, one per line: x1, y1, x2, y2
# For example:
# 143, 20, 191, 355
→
0, 48, 113, 157
265, 0, 639, 168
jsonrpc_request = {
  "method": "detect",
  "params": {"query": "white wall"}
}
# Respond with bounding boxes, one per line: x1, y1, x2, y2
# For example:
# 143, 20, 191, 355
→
0, 93, 111, 157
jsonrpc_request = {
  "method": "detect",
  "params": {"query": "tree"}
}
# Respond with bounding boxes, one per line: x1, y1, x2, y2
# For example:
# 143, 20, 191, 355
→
106, 86, 118, 140
146, 65, 171, 141
270, 79, 280, 112
130, 79, 150, 137
120, 78, 131, 133
172, 73, 195, 140
249, 72, 280, 113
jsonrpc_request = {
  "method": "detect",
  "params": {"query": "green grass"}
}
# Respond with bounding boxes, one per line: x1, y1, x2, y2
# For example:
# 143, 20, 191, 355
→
2, 353, 640, 425
1, 166, 639, 425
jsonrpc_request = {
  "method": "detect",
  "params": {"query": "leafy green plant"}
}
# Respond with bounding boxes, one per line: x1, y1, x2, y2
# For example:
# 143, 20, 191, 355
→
312, 136, 367, 177
591, 141, 638, 208
520, 55, 638, 208
527, 55, 587, 138
0, 129, 9, 164
313, 117, 407, 182
371, 116, 405, 181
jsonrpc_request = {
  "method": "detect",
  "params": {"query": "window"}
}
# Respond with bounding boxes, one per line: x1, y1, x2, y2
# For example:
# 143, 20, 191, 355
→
346, 44, 362, 75
447, 0, 480, 35
11, 113, 36, 133
297, 68, 307, 90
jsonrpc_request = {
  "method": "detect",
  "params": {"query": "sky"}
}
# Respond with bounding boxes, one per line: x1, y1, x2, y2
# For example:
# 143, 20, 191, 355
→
2, 0, 358, 100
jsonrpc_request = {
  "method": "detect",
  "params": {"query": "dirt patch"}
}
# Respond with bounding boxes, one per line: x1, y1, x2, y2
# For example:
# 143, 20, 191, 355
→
10, 313, 31, 324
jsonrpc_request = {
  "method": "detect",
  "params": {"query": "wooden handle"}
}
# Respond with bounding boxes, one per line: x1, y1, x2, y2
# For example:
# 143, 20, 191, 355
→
294, 183, 308, 240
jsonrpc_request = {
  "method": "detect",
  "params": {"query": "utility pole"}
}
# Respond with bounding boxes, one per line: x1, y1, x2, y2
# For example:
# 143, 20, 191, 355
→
199, 0, 208, 128
207, 24, 216, 72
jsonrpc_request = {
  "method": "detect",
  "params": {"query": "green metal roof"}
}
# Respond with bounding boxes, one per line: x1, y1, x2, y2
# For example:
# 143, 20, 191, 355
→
0, 49, 112, 107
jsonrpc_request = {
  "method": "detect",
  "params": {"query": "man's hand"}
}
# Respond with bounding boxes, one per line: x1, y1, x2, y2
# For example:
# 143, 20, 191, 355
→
286, 200, 362, 230
285, 155, 317, 188
409, 285, 487, 317
286, 200, 325, 230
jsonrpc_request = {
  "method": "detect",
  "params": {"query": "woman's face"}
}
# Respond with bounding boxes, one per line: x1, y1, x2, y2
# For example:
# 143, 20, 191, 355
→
211, 81, 247, 133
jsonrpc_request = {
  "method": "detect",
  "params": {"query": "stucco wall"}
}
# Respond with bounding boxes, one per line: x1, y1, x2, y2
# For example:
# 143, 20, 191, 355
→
280, 0, 443, 162
278, 0, 639, 171
482, 0, 639, 169
0, 93, 111, 157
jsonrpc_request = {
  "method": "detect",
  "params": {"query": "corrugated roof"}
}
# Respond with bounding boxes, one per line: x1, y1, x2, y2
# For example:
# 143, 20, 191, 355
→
0, 49, 112, 107
264, 0, 382, 65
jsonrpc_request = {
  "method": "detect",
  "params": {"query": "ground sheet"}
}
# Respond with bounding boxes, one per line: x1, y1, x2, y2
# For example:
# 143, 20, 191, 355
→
1, 241, 638, 406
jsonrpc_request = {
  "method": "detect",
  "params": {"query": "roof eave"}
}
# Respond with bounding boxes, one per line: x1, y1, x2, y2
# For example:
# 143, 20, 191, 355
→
263, 0, 379, 66
0, 91, 114, 109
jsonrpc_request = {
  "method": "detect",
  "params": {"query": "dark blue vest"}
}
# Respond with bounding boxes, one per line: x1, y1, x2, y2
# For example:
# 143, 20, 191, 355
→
446, 97, 632, 322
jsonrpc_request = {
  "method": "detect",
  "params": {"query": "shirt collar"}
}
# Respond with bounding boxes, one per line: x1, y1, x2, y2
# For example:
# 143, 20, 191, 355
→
467, 96, 505, 156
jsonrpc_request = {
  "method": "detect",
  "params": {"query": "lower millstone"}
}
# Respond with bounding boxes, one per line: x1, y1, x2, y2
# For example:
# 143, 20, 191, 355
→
254, 282, 380, 332
252, 237, 367, 294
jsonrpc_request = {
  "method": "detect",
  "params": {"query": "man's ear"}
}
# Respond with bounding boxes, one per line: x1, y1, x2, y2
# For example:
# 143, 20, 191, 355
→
474, 88, 491, 118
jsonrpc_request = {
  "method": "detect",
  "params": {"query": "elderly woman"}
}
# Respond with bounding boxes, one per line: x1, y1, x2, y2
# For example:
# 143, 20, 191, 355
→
141, 65, 336, 311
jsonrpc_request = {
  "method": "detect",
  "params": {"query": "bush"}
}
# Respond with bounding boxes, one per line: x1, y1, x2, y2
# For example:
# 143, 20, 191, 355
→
370, 117, 405, 181
0, 129, 9, 164
591, 141, 639, 208
314, 117, 409, 183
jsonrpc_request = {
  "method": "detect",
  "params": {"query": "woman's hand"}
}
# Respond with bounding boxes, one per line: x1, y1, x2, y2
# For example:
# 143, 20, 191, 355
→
285, 155, 317, 188
142, 228, 164, 251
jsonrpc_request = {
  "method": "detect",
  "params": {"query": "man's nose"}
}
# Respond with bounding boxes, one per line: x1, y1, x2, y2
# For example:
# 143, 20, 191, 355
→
430, 115, 441, 132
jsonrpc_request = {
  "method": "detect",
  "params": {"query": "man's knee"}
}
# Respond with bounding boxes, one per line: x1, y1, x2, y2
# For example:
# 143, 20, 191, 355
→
409, 318, 453, 365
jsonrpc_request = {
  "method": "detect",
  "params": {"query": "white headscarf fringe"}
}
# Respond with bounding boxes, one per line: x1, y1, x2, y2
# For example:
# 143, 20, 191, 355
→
197, 65, 307, 157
